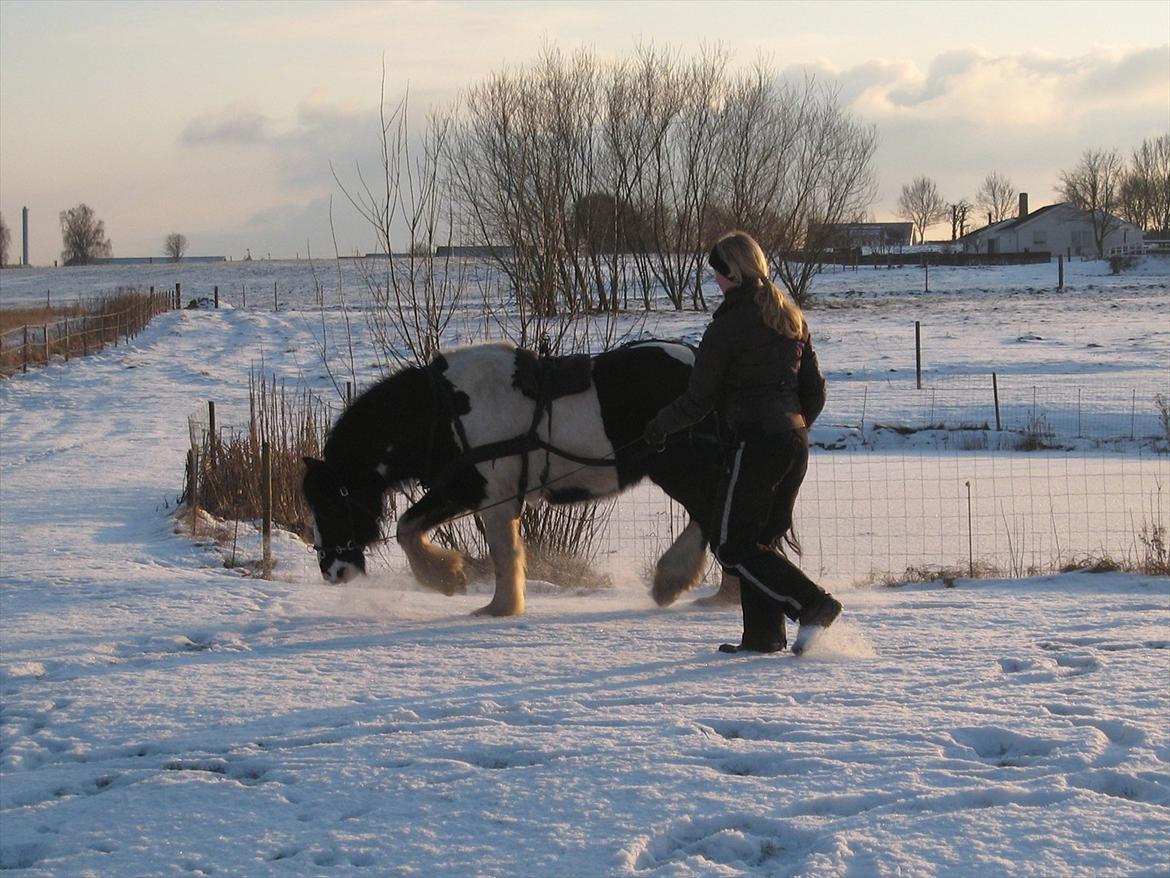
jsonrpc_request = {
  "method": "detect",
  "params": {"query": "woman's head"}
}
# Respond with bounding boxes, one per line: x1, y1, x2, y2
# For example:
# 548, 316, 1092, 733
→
708, 230, 805, 339
708, 231, 770, 288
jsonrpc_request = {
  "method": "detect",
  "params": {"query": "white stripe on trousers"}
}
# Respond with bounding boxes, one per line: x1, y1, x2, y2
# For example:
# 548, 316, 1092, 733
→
718, 441, 803, 612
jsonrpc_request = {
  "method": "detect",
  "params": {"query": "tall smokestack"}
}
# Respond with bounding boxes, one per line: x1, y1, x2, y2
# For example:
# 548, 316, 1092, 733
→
22, 207, 29, 266
1018, 193, 1028, 220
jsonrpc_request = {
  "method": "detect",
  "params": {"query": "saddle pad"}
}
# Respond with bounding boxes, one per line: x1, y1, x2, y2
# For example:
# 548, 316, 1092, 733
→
512, 349, 593, 401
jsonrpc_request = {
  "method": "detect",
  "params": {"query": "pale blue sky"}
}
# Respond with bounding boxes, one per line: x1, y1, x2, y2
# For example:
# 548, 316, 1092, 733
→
1, 0, 1167, 264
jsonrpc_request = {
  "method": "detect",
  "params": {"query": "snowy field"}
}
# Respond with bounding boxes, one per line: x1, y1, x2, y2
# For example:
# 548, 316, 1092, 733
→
1, 256, 1168, 876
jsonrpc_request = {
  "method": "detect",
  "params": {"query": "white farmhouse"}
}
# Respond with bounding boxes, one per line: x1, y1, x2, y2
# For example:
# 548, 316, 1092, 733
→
962, 193, 1144, 258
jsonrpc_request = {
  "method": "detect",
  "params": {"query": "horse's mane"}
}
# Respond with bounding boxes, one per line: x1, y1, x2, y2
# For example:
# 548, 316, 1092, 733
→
322, 344, 518, 477
323, 363, 427, 475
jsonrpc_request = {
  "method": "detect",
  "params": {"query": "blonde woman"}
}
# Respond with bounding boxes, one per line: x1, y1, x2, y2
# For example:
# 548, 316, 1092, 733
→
644, 230, 841, 654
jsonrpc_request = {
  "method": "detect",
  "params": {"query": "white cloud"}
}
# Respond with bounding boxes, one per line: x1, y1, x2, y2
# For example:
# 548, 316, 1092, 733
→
181, 105, 271, 146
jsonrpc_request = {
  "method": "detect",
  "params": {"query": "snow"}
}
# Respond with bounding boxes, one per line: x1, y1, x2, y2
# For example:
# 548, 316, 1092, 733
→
1, 256, 1168, 876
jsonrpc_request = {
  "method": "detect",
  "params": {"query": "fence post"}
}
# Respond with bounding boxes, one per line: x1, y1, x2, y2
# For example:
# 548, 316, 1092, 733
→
176, 283, 182, 310
189, 448, 199, 536
1058, 255, 1064, 291
214, 286, 219, 309
965, 480, 974, 578
915, 321, 922, 390
208, 401, 217, 465
22, 325, 29, 374
992, 372, 1001, 431
261, 440, 273, 579
273, 281, 278, 312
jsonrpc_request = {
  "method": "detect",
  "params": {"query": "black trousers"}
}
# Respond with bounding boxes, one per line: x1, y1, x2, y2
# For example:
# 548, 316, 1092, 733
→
712, 428, 824, 646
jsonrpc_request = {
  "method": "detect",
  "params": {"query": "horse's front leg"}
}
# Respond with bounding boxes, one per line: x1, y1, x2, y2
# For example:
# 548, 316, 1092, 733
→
397, 492, 468, 596
472, 503, 526, 617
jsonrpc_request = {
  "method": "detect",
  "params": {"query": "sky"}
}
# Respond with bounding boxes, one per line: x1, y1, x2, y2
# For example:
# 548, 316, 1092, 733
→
1, 0, 1168, 266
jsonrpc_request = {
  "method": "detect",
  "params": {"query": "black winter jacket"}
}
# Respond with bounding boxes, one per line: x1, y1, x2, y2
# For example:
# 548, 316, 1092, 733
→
650, 283, 826, 436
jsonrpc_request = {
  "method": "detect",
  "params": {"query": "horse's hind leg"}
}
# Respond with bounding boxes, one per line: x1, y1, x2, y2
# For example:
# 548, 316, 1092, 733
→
472, 504, 525, 617
397, 494, 468, 596
651, 519, 708, 606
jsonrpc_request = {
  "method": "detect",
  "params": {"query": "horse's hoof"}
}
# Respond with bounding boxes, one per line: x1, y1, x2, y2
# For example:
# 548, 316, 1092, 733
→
650, 581, 682, 607
472, 602, 523, 617
439, 573, 468, 596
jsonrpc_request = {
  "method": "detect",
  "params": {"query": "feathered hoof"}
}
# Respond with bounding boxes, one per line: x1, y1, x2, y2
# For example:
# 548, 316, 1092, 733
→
650, 575, 687, 607
472, 600, 524, 617
410, 553, 468, 596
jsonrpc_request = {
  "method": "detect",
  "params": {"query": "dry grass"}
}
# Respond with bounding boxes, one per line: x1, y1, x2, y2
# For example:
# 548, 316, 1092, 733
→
1, 288, 173, 376
184, 373, 327, 541
0, 304, 83, 333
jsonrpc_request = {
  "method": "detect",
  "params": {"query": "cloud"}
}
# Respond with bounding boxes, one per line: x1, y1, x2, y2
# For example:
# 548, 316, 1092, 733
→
808, 44, 1170, 129
778, 45, 1169, 216
181, 105, 270, 145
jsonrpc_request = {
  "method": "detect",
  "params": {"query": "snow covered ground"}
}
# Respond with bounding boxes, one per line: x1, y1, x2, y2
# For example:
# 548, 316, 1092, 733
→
1, 257, 1168, 876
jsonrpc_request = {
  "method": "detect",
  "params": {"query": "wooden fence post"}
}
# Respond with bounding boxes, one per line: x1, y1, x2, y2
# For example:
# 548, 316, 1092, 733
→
261, 441, 273, 578
965, 480, 974, 578
1058, 255, 1064, 291
214, 286, 219, 309
992, 372, 1002, 431
22, 325, 28, 374
189, 448, 199, 536
915, 321, 922, 390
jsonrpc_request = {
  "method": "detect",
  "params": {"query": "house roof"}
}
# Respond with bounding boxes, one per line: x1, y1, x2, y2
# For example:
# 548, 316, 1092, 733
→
961, 202, 1072, 240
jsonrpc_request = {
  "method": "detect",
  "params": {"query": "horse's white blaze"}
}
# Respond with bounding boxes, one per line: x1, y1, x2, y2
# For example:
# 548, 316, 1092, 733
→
325, 559, 361, 584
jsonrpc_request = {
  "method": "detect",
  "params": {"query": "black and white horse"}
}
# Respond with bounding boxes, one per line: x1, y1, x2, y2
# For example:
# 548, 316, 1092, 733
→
302, 341, 728, 616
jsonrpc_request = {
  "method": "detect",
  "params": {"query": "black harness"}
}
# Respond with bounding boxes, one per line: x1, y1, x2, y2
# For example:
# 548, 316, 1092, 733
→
423, 354, 631, 504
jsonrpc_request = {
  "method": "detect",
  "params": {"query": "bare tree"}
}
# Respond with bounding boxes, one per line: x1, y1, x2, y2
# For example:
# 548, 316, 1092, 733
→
1058, 147, 1125, 258
449, 46, 875, 314
1119, 133, 1170, 234
335, 74, 465, 371
60, 203, 112, 265
975, 171, 1016, 225
165, 232, 189, 261
896, 177, 948, 244
765, 78, 878, 306
949, 200, 972, 240
0, 214, 10, 267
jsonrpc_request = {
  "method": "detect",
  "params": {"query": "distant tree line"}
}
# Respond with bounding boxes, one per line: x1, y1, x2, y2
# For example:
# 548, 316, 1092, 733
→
896, 133, 1169, 248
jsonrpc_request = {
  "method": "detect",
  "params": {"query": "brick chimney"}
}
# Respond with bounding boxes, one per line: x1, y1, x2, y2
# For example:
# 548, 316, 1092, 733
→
1018, 192, 1029, 219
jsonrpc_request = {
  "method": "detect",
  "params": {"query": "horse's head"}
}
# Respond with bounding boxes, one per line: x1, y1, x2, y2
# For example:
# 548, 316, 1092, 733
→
302, 457, 385, 583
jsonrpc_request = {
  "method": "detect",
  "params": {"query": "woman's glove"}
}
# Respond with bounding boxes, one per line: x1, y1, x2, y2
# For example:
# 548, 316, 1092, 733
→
643, 417, 668, 449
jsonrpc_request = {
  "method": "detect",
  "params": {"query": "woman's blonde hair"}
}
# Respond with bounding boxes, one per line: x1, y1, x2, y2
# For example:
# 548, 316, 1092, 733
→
711, 230, 805, 339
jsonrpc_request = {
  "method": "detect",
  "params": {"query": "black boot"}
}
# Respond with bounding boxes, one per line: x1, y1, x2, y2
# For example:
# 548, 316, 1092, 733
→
792, 593, 842, 655
719, 580, 787, 653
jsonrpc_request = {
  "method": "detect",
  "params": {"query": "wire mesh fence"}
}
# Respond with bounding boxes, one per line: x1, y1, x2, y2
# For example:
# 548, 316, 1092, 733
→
185, 372, 1169, 588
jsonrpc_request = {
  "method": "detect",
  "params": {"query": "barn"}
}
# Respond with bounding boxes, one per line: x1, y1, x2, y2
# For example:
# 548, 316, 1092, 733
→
962, 193, 1144, 258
